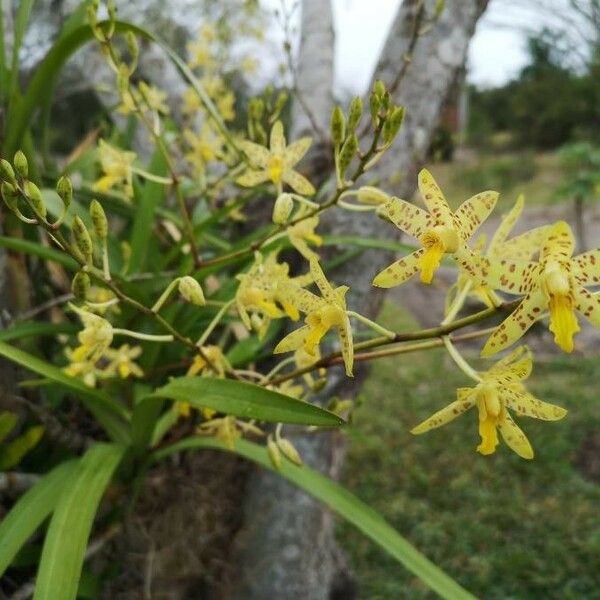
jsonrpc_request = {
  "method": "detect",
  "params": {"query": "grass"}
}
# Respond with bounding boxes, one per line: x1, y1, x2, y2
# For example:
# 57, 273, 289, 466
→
338, 302, 600, 599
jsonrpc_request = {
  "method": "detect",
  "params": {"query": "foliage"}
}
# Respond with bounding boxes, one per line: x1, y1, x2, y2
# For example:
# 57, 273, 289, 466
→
468, 30, 600, 149
0, 2, 597, 598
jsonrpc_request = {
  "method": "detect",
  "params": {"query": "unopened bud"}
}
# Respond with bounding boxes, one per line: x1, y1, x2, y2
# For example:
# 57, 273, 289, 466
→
117, 63, 130, 94
330, 106, 345, 146
126, 31, 138, 66
338, 133, 358, 175
178, 276, 205, 306
277, 437, 302, 466
369, 92, 380, 120
56, 176, 73, 209
267, 435, 282, 470
0, 159, 15, 183
374, 80, 386, 98
347, 97, 363, 132
356, 186, 390, 205
24, 181, 46, 218
272, 193, 294, 224
13, 151, 28, 179
72, 271, 91, 301
1, 182, 18, 211
72, 216, 93, 263
90, 199, 108, 240
274, 91, 288, 114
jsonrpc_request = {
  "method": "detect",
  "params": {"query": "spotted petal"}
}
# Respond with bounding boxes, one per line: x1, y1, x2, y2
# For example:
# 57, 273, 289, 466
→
236, 169, 270, 187
484, 258, 540, 295
238, 140, 270, 167
495, 225, 550, 261
372, 249, 426, 288
338, 313, 354, 377
503, 386, 567, 421
270, 121, 286, 155
498, 412, 534, 459
454, 190, 498, 240
541, 221, 575, 263
309, 257, 335, 301
274, 326, 310, 354
411, 395, 476, 434
417, 169, 453, 227
572, 249, 600, 286
378, 197, 431, 239
481, 289, 546, 357
283, 168, 315, 195
283, 137, 312, 167
574, 285, 600, 327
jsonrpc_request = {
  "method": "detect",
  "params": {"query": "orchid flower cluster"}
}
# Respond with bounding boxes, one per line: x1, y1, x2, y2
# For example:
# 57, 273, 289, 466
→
1, 3, 596, 467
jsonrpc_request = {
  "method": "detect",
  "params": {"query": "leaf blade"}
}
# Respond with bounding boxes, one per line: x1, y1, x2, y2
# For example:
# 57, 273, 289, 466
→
33, 443, 124, 600
147, 377, 344, 427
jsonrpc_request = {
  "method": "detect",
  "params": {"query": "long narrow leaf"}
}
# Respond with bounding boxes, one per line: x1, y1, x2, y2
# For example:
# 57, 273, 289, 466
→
146, 377, 344, 427
0, 321, 77, 342
0, 341, 130, 443
0, 460, 78, 577
33, 443, 124, 600
154, 438, 475, 600
0, 235, 78, 270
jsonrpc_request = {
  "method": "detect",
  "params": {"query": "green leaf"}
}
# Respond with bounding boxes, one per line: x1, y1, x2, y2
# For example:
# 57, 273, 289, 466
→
128, 148, 168, 273
322, 235, 417, 254
154, 438, 475, 600
0, 460, 78, 578
146, 377, 344, 428
0, 425, 44, 470
0, 341, 130, 444
0, 235, 78, 270
33, 443, 124, 600
0, 321, 77, 343
9, 0, 35, 97
0, 411, 18, 442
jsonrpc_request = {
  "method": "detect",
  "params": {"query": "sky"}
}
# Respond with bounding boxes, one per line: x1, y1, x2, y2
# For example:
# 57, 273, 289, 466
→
262, 0, 545, 94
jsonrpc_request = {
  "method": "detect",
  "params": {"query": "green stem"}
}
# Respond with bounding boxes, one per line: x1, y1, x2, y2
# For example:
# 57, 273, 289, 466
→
196, 299, 235, 346
442, 336, 481, 382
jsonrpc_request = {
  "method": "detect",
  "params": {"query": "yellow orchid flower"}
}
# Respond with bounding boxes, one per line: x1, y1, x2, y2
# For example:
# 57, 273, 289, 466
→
236, 252, 307, 337
287, 211, 323, 259
236, 121, 315, 195
412, 347, 567, 459
93, 139, 136, 199
64, 348, 103, 387
373, 169, 498, 287
103, 344, 143, 379
482, 221, 600, 355
274, 257, 354, 376
447, 195, 550, 311
69, 304, 113, 364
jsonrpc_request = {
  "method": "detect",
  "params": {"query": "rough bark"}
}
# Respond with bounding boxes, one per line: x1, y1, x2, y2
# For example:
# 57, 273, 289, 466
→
228, 2, 489, 599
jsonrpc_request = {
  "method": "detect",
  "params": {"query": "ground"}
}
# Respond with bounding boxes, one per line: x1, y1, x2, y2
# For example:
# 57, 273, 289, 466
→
337, 151, 600, 598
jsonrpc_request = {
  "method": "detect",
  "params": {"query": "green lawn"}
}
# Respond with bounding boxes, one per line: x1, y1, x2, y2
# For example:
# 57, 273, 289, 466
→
338, 303, 600, 599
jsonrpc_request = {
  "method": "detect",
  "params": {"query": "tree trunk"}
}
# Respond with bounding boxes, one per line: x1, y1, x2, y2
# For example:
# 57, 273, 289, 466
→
227, 2, 489, 599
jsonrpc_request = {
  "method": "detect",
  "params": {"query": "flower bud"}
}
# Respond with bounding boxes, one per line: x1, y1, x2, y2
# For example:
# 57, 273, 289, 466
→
373, 79, 386, 98
13, 151, 28, 179
24, 181, 46, 218
72, 271, 91, 301
117, 63, 130, 94
0, 159, 15, 183
90, 199, 108, 240
330, 106, 345, 146
347, 97, 363, 132
277, 437, 302, 466
1, 182, 18, 212
178, 276, 205, 306
267, 435, 282, 470
383, 106, 405, 145
56, 176, 73, 209
338, 133, 358, 175
356, 186, 390, 206
126, 31, 138, 67
272, 193, 294, 224
72, 216, 93, 263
